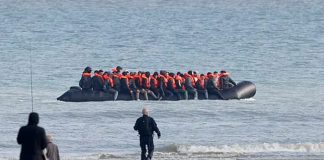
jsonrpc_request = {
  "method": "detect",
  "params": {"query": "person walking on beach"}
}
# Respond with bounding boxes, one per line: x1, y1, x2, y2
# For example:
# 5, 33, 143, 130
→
45, 135, 60, 160
17, 112, 47, 160
134, 107, 161, 160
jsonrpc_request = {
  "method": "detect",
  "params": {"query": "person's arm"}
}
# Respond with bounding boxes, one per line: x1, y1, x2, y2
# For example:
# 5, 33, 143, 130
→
40, 128, 47, 150
17, 127, 23, 144
56, 144, 60, 160
229, 78, 236, 86
151, 118, 161, 138
134, 118, 140, 131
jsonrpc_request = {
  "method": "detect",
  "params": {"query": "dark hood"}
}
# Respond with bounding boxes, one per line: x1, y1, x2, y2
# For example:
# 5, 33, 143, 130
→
27, 112, 39, 125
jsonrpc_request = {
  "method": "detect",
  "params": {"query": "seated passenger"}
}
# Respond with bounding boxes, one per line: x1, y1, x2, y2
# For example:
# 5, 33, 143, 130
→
149, 72, 160, 98
79, 66, 92, 93
184, 72, 198, 100
103, 71, 119, 101
206, 72, 224, 99
120, 71, 135, 100
168, 73, 188, 100
218, 70, 236, 90
92, 70, 104, 93
129, 72, 148, 100
158, 70, 172, 98
112, 71, 121, 92
142, 72, 161, 100
195, 74, 208, 99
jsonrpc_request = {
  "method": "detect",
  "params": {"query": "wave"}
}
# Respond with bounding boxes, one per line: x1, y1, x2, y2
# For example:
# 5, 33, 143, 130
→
157, 142, 324, 154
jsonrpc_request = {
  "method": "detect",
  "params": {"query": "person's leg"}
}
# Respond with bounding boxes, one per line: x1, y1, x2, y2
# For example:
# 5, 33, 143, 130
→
147, 90, 159, 100
141, 89, 148, 100
147, 136, 154, 160
140, 137, 147, 160
136, 90, 140, 100
108, 89, 118, 101
204, 89, 208, 99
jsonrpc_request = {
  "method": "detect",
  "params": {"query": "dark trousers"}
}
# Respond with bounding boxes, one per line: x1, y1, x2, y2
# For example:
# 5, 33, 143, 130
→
140, 136, 154, 160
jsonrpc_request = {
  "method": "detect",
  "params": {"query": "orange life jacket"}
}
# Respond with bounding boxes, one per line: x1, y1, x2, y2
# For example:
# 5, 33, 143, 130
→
141, 76, 150, 88
167, 77, 176, 89
82, 72, 91, 77
94, 73, 104, 83
150, 76, 158, 88
158, 75, 168, 87
120, 75, 130, 86
103, 74, 114, 87
198, 76, 206, 89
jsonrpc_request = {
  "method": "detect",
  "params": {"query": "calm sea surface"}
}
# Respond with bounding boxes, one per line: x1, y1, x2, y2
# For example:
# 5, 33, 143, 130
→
1, 0, 324, 159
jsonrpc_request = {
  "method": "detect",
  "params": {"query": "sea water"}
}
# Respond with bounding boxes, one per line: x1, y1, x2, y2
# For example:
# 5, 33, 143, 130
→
0, 0, 324, 159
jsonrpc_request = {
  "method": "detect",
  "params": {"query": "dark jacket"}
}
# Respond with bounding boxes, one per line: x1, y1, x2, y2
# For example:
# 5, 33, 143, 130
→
206, 77, 217, 90
129, 79, 138, 90
79, 74, 92, 90
113, 75, 121, 91
219, 76, 236, 89
92, 76, 104, 91
134, 115, 161, 137
120, 77, 130, 92
184, 77, 195, 90
46, 142, 60, 160
17, 113, 47, 160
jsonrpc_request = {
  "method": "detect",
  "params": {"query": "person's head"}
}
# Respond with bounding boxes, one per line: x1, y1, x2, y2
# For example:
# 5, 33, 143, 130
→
188, 70, 193, 75
84, 66, 92, 73
176, 72, 181, 75
153, 72, 158, 78
116, 66, 122, 72
98, 70, 104, 75
142, 107, 149, 116
169, 72, 175, 77
145, 71, 150, 78
47, 134, 53, 143
220, 70, 226, 74
213, 71, 218, 75
28, 112, 39, 126
122, 71, 128, 76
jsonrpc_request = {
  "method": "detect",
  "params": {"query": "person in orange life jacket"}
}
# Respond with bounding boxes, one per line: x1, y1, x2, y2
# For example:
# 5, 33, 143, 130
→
184, 71, 198, 100
112, 66, 123, 74
175, 72, 188, 100
192, 71, 199, 85
129, 72, 148, 100
206, 72, 225, 99
103, 71, 119, 101
187, 70, 197, 88
112, 71, 121, 92
167, 73, 188, 100
120, 71, 136, 100
79, 66, 92, 92
134, 71, 143, 89
157, 70, 173, 98
134, 71, 149, 100
149, 72, 160, 98
218, 70, 236, 90
116, 66, 122, 73
195, 74, 208, 99
92, 70, 105, 94
142, 72, 161, 100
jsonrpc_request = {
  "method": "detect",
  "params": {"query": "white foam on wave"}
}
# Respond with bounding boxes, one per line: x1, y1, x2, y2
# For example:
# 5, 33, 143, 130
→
240, 98, 256, 101
158, 142, 324, 154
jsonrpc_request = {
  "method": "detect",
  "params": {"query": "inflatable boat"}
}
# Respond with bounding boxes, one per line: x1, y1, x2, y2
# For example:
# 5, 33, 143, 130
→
57, 81, 256, 102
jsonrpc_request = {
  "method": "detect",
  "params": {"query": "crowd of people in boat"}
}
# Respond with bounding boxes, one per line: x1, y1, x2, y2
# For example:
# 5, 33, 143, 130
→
79, 66, 237, 101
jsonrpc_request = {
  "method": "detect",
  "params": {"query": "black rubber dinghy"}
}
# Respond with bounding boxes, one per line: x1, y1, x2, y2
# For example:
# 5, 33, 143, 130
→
57, 81, 256, 102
